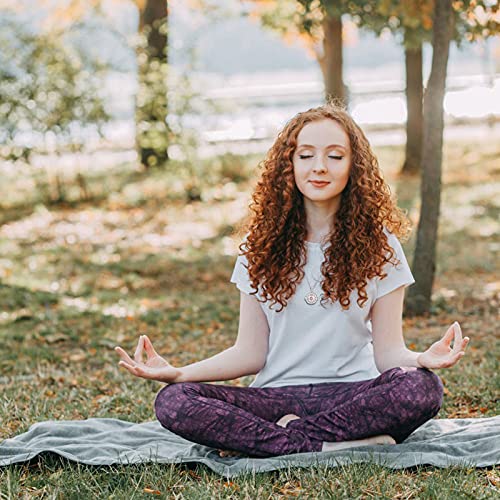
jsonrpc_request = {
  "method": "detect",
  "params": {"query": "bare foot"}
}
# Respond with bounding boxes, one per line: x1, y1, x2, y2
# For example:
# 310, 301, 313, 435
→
276, 414, 301, 428
322, 434, 396, 452
218, 449, 244, 458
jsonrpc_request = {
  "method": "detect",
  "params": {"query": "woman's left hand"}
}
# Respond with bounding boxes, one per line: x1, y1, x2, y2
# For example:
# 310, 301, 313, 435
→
417, 322, 470, 369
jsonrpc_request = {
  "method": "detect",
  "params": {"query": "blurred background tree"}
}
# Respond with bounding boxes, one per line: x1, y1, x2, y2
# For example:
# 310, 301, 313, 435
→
405, 0, 454, 316
352, 0, 500, 176
249, 0, 352, 103
0, 12, 110, 203
349, 0, 434, 176
23, 0, 223, 172
136, 0, 170, 169
248, 0, 432, 172
10, 0, 171, 170
251, 0, 499, 178
405, 0, 500, 315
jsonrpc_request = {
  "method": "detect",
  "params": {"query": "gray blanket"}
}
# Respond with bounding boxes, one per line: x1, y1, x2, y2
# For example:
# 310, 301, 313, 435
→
1, 416, 499, 478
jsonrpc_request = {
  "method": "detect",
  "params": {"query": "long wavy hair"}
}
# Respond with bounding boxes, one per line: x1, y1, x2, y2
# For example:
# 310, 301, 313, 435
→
235, 103, 411, 312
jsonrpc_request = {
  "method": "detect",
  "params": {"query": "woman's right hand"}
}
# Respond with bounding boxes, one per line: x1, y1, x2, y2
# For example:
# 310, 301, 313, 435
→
115, 335, 182, 383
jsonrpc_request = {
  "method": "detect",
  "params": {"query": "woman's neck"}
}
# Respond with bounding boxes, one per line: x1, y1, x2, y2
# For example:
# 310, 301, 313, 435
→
304, 199, 339, 243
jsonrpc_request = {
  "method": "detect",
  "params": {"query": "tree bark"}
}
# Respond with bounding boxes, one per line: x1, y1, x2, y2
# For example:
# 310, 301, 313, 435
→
140, 0, 168, 58
321, 12, 347, 104
401, 32, 423, 175
136, 0, 169, 168
405, 0, 453, 316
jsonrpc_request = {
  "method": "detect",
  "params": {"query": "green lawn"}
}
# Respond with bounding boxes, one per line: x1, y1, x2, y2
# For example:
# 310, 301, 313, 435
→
0, 140, 499, 498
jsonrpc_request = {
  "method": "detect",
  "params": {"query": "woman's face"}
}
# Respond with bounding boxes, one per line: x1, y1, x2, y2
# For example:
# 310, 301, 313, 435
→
292, 118, 352, 207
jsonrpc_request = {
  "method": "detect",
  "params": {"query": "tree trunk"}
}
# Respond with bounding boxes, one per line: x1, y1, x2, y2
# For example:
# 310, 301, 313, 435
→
405, 0, 452, 316
321, 12, 347, 104
136, 0, 169, 168
401, 32, 423, 175
140, 0, 168, 57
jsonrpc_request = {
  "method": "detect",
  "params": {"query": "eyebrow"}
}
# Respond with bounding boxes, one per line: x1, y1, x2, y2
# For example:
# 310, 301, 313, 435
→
297, 143, 347, 151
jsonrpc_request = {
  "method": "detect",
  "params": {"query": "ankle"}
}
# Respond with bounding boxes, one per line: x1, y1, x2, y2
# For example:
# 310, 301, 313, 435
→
276, 414, 301, 428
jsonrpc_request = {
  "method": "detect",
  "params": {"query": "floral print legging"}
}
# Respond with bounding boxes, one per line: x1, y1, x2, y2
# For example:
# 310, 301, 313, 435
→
154, 367, 443, 458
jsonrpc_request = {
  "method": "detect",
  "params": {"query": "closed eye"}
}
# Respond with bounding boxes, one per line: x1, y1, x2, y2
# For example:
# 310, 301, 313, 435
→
298, 154, 343, 160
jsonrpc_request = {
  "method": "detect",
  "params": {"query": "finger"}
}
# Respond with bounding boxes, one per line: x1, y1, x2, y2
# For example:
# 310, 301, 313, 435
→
452, 351, 465, 365
134, 335, 145, 363
442, 351, 465, 368
114, 346, 135, 365
119, 360, 151, 379
143, 335, 158, 357
451, 322, 463, 353
440, 324, 455, 347
118, 360, 138, 374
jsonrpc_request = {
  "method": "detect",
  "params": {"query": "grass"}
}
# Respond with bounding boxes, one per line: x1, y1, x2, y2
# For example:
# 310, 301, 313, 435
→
0, 138, 499, 498
1, 457, 498, 498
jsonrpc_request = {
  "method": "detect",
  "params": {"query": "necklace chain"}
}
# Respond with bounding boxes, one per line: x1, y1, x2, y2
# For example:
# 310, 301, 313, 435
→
304, 271, 323, 305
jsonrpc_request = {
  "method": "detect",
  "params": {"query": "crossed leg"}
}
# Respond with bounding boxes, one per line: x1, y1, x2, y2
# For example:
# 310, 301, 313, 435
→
285, 367, 443, 445
154, 367, 443, 457
154, 381, 316, 457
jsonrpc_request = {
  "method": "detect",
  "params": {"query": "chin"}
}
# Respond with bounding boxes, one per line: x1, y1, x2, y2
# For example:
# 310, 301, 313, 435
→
304, 189, 338, 200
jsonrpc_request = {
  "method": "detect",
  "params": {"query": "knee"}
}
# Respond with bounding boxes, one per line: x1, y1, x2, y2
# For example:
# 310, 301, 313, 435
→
402, 368, 444, 417
154, 382, 196, 431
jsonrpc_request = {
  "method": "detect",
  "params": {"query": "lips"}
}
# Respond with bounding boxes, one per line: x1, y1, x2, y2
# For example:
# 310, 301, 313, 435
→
310, 181, 330, 187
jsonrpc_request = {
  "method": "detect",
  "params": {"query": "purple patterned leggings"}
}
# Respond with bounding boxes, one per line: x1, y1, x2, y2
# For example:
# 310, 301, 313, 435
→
154, 367, 443, 457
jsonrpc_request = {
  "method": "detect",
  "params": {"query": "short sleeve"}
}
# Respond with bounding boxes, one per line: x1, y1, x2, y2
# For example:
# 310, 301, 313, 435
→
375, 231, 415, 300
230, 252, 258, 296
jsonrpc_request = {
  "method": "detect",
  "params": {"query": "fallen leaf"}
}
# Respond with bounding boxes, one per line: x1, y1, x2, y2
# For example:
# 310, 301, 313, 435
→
486, 470, 499, 487
143, 487, 161, 495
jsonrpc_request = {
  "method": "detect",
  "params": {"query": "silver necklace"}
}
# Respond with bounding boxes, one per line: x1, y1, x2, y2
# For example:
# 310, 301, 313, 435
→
304, 271, 323, 305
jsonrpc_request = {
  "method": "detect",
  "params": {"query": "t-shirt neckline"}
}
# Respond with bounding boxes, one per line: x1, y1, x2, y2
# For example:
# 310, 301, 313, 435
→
305, 240, 331, 249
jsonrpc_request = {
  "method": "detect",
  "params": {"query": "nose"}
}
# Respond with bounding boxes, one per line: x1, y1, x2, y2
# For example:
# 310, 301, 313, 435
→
312, 156, 327, 173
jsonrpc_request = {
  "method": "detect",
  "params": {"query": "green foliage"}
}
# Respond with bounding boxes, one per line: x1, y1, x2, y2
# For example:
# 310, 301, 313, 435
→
249, 0, 323, 49
351, 0, 500, 48
252, 0, 500, 53
0, 13, 110, 163
455, 0, 500, 43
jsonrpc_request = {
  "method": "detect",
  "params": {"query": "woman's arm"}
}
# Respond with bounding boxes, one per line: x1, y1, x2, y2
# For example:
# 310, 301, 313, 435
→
371, 286, 469, 372
115, 291, 270, 383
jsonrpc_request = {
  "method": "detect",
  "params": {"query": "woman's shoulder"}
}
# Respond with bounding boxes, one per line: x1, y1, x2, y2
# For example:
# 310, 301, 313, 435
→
381, 226, 405, 250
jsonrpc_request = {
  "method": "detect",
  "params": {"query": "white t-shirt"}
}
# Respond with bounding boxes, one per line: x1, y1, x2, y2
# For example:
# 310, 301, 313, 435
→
230, 230, 415, 388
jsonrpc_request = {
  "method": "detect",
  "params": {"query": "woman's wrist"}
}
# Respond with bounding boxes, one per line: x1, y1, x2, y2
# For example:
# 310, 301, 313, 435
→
170, 367, 185, 383
403, 348, 424, 368
415, 352, 424, 368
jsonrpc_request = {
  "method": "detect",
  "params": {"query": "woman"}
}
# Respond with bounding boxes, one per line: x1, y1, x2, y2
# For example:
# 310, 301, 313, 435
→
115, 104, 469, 458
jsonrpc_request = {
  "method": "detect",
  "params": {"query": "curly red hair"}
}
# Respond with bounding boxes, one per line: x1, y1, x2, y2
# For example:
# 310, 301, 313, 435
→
235, 103, 411, 312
